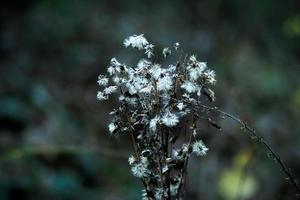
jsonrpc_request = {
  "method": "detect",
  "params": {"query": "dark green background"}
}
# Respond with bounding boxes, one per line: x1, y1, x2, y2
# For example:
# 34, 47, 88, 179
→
0, 0, 299, 199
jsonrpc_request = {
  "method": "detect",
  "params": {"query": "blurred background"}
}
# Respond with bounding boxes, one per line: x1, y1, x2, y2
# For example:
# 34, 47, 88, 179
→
0, 0, 300, 199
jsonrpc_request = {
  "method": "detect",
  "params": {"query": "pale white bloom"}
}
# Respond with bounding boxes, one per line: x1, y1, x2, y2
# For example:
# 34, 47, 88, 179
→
112, 76, 125, 85
107, 58, 123, 75
162, 112, 179, 127
131, 163, 147, 178
162, 47, 171, 58
166, 64, 176, 73
150, 64, 163, 80
157, 76, 173, 91
103, 86, 118, 95
177, 103, 186, 111
150, 116, 160, 132
190, 55, 197, 62
110, 57, 121, 67
137, 59, 151, 71
107, 66, 116, 75
131, 156, 148, 178
204, 69, 216, 85
123, 34, 149, 50
188, 67, 202, 81
174, 42, 180, 50
108, 122, 117, 134
187, 55, 207, 81
181, 81, 198, 93
197, 62, 207, 70
97, 75, 109, 86
127, 84, 138, 94
145, 44, 154, 58
140, 84, 153, 94
192, 140, 209, 156
97, 91, 108, 101
128, 155, 136, 165
127, 77, 149, 94
188, 64, 206, 81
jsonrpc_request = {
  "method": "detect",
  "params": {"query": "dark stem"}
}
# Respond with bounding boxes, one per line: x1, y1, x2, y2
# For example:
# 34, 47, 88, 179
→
124, 103, 139, 158
166, 129, 171, 199
177, 116, 195, 199
122, 100, 153, 199
199, 104, 300, 196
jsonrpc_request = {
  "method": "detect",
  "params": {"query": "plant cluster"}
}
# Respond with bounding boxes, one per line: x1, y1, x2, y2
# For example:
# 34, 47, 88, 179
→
97, 34, 300, 200
97, 34, 219, 199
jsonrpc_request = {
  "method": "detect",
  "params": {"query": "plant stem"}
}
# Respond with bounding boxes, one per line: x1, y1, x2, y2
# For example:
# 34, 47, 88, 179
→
198, 104, 300, 196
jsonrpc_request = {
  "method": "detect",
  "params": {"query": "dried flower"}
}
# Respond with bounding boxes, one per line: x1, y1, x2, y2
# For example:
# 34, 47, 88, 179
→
131, 156, 149, 178
103, 86, 118, 95
128, 155, 136, 165
157, 76, 173, 92
192, 140, 209, 156
150, 116, 160, 132
181, 81, 199, 93
174, 42, 180, 50
162, 47, 171, 58
97, 91, 108, 101
124, 34, 149, 50
162, 112, 179, 127
97, 34, 217, 200
108, 122, 117, 134
97, 75, 109, 86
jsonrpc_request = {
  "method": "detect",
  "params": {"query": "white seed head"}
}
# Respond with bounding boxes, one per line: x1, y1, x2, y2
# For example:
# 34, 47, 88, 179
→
128, 155, 136, 165
157, 76, 173, 91
97, 91, 108, 101
162, 112, 179, 127
97, 75, 109, 86
150, 116, 160, 132
162, 47, 171, 58
181, 81, 198, 93
103, 86, 118, 95
192, 140, 209, 156
177, 102, 186, 111
108, 123, 117, 134
150, 64, 163, 80
123, 34, 149, 50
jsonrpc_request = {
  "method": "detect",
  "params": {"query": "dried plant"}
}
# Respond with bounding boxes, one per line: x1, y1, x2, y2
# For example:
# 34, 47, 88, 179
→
97, 34, 300, 199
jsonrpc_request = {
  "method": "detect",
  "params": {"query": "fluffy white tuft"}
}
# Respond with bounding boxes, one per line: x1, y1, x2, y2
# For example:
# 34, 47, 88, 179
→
192, 140, 209, 156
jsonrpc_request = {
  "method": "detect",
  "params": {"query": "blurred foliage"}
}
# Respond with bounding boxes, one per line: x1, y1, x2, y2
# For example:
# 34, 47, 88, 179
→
0, 0, 300, 199
218, 150, 258, 200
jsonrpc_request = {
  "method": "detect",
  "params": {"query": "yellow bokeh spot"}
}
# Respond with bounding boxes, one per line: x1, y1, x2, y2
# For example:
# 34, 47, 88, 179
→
218, 167, 257, 200
234, 149, 252, 168
291, 87, 300, 112
283, 16, 300, 38
218, 149, 257, 200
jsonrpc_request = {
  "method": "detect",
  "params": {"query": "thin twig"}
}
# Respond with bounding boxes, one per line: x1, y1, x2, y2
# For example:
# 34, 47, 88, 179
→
124, 102, 139, 158
177, 114, 196, 199
199, 104, 300, 196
